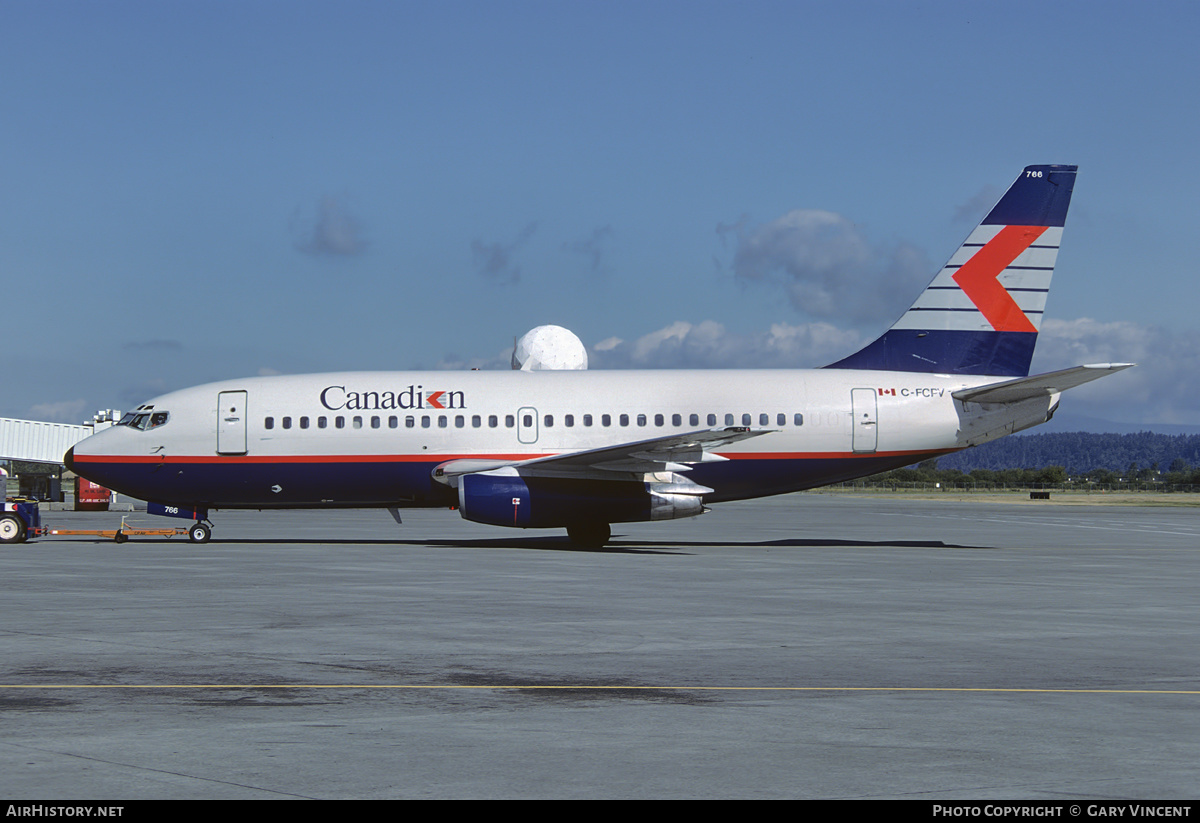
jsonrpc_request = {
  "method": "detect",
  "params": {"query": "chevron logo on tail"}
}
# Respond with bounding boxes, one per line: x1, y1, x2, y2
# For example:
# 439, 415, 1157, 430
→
826, 164, 1077, 376
951, 224, 1047, 333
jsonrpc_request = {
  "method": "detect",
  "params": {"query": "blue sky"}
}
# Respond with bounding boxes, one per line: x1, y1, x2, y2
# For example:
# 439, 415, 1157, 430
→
3, 0, 1198, 426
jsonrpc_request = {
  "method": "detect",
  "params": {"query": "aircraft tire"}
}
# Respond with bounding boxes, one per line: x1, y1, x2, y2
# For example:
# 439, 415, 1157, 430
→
566, 521, 610, 549
188, 522, 212, 543
0, 515, 26, 544
114, 531, 128, 544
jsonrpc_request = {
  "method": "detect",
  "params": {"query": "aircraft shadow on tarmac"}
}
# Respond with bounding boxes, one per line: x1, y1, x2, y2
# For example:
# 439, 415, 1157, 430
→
49, 534, 989, 553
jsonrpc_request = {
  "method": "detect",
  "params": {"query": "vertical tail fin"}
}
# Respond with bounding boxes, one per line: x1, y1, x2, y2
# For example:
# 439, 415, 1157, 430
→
825, 164, 1077, 376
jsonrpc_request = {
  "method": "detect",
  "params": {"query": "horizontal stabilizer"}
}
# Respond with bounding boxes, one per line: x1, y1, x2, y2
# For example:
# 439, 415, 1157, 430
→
952, 363, 1134, 405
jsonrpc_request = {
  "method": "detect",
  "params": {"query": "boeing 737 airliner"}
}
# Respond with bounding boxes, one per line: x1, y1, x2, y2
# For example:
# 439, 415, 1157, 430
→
61, 165, 1131, 546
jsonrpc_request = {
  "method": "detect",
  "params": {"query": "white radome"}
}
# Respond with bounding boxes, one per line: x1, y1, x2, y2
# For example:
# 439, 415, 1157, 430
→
511, 325, 589, 371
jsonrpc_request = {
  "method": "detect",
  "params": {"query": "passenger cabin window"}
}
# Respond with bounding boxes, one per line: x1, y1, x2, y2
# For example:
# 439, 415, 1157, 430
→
265, 417, 274, 430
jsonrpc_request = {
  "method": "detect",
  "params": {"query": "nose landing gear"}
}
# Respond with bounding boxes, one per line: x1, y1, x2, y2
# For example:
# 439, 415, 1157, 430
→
188, 521, 213, 543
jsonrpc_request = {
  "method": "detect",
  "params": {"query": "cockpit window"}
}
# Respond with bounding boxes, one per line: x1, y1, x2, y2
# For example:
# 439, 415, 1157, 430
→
117, 410, 170, 431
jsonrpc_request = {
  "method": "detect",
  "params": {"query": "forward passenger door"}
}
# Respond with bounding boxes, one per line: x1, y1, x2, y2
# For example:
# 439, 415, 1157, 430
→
217, 390, 248, 454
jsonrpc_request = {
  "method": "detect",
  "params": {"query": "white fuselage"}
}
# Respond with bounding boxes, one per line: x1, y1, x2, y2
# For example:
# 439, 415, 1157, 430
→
67, 368, 1040, 512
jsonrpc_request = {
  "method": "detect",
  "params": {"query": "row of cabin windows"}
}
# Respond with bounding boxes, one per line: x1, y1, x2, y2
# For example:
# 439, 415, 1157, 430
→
263, 412, 805, 431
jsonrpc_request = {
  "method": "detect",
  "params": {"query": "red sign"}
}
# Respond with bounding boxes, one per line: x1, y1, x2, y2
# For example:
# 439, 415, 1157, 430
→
77, 478, 112, 509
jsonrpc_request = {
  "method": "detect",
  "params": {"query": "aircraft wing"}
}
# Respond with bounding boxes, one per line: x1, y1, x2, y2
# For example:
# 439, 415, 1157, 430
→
952, 363, 1135, 405
433, 427, 773, 485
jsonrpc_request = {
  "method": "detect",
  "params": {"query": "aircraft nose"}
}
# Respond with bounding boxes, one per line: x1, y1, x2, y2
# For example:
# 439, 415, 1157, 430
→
64, 447, 75, 471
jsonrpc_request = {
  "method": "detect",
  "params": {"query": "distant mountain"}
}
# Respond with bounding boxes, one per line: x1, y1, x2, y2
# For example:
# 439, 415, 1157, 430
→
1033, 410, 1200, 436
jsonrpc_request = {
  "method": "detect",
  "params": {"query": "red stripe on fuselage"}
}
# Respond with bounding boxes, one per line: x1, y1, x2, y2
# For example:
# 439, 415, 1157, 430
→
69, 453, 543, 464
72, 447, 957, 465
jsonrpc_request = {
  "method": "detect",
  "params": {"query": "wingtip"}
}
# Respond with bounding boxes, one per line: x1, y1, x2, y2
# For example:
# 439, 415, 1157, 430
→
1083, 362, 1136, 371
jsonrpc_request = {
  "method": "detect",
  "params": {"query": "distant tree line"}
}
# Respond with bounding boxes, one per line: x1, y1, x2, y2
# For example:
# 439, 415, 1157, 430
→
937, 432, 1200, 476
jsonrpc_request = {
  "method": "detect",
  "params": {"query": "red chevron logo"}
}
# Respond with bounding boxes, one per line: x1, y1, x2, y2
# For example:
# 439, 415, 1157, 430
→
952, 225, 1045, 333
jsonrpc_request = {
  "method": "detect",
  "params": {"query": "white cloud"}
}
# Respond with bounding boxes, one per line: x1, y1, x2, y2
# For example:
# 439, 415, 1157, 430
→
721, 209, 930, 325
1035, 318, 1200, 425
581, 316, 1199, 426
589, 319, 863, 370
293, 196, 368, 257
28, 399, 87, 424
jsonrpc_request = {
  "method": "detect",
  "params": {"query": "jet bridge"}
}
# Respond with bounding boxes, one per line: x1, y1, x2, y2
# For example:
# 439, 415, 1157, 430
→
1, 413, 120, 500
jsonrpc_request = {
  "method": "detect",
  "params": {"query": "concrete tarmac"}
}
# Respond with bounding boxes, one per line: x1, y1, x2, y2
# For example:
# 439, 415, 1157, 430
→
2, 495, 1198, 799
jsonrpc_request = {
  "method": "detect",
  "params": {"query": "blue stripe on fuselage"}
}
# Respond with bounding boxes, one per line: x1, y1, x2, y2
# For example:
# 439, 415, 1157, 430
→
76, 451, 953, 512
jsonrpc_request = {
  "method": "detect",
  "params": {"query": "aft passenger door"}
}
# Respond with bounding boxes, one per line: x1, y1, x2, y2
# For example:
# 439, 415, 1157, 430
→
217, 390, 248, 454
851, 388, 877, 454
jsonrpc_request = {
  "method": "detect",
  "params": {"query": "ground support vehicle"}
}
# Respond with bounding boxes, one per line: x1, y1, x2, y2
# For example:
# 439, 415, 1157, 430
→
1, 499, 46, 543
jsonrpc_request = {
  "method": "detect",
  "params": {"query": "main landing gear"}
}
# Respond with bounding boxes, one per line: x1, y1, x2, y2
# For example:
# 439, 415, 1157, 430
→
566, 521, 611, 549
188, 521, 213, 543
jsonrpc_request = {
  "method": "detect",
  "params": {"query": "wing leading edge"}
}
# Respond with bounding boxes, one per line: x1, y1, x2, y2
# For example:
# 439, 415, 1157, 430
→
432, 426, 774, 486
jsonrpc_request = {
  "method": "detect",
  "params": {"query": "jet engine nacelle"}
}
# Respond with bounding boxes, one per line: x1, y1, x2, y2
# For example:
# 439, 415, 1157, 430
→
457, 472, 705, 528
